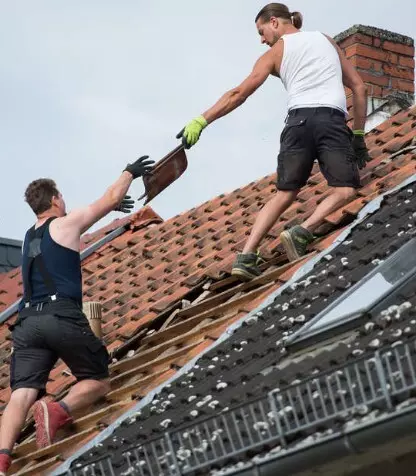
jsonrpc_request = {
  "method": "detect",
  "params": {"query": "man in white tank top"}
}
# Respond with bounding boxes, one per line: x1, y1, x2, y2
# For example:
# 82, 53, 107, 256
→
177, 3, 370, 280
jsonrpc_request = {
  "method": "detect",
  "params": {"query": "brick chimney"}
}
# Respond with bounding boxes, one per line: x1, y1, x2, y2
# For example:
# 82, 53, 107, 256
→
334, 25, 415, 129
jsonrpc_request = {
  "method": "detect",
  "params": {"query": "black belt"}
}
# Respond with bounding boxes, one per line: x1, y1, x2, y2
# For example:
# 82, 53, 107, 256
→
287, 107, 345, 119
19, 297, 81, 315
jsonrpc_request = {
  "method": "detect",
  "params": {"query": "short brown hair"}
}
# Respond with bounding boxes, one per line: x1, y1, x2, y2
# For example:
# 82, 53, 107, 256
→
24, 178, 60, 215
255, 3, 303, 29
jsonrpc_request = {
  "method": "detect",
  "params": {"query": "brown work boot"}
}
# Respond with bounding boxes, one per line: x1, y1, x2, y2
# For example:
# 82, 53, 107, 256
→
0, 453, 11, 476
33, 401, 72, 448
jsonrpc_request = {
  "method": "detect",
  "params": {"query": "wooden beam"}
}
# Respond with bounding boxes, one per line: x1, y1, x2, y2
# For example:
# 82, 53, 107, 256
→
110, 340, 204, 380
106, 368, 169, 402
15, 455, 63, 476
110, 339, 204, 375
10, 428, 96, 473
140, 283, 274, 347
159, 308, 180, 331
198, 253, 311, 300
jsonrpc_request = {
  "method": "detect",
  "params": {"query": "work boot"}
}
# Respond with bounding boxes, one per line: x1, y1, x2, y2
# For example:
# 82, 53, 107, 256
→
0, 453, 11, 476
231, 252, 264, 281
280, 225, 314, 262
33, 401, 72, 449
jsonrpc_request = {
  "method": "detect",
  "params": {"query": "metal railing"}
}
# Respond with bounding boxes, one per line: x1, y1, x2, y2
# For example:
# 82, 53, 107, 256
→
66, 337, 416, 476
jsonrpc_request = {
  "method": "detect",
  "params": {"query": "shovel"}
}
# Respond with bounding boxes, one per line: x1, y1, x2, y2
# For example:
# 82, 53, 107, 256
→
138, 145, 188, 204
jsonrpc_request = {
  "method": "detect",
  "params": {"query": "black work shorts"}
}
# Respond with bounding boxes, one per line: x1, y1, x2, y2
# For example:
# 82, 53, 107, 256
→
277, 107, 361, 191
10, 300, 109, 397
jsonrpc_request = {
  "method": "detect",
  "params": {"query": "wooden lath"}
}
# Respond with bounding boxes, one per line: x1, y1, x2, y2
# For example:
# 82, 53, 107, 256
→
15, 455, 63, 476
110, 340, 204, 378
140, 283, 275, 347
174, 256, 311, 320
106, 368, 170, 402
10, 427, 97, 474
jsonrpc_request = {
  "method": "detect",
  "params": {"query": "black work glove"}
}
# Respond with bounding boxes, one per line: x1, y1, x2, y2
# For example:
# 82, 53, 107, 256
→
114, 195, 135, 213
124, 155, 155, 179
352, 132, 371, 170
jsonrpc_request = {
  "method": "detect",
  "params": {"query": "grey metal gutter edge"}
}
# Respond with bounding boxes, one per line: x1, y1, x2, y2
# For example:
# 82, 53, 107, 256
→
0, 225, 128, 325
0, 237, 22, 247
52, 173, 416, 475
221, 403, 416, 476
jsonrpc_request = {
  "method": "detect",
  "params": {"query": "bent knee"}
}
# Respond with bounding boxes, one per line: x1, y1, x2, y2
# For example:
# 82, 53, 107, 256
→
332, 187, 356, 201
99, 379, 111, 395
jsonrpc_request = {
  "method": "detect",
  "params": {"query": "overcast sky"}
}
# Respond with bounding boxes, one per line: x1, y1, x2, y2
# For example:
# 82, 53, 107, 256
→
0, 0, 415, 240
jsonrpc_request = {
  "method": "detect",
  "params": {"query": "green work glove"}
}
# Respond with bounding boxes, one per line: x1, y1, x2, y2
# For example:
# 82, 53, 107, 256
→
176, 115, 208, 149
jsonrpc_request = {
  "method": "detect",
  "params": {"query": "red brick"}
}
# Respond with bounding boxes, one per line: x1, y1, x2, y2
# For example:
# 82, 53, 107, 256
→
383, 41, 415, 57
339, 33, 374, 50
346, 44, 388, 62
383, 63, 414, 81
350, 55, 383, 72
399, 56, 416, 68
392, 78, 415, 93
388, 52, 399, 64
359, 71, 390, 87
369, 84, 383, 97
374, 38, 381, 47
349, 55, 371, 69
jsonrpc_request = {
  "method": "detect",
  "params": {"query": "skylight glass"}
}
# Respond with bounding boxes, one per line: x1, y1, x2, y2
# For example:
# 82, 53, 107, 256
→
287, 237, 416, 345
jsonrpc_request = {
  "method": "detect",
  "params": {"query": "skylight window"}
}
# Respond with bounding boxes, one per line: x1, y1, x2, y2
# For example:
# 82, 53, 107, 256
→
287, 237, 416, 346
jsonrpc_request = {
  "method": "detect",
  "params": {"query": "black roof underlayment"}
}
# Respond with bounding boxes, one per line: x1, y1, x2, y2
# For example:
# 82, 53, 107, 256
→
66, 180, 416, 475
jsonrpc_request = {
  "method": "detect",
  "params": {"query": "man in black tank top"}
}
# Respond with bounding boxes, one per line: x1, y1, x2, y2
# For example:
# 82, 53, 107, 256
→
0, 156, 154, 474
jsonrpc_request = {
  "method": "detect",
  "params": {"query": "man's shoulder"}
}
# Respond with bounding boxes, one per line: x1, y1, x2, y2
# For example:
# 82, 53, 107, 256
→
50, 215, 82, 239
49, 215, 82, 251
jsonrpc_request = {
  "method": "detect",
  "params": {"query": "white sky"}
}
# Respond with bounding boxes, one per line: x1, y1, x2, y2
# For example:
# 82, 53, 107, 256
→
0, 0, 415, 240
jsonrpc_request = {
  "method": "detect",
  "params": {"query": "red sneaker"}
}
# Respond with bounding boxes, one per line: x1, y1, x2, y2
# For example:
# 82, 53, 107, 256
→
33, 401, 72, 448
0, 453, 11, 476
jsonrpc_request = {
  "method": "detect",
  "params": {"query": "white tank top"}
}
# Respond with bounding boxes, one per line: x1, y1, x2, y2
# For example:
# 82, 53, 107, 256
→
280, 31, 347, 114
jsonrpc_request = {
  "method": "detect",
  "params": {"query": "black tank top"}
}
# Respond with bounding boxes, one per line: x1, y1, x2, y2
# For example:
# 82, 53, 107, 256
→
19, 218, 82, 310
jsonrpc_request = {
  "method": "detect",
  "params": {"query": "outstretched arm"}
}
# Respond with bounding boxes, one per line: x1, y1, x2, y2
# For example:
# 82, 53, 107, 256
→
203, 51, 276, 124
177, 44, 281, 148
57, 156, 154, 237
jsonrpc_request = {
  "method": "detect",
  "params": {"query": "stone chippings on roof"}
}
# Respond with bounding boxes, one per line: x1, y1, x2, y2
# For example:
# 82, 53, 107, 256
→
0, 105, 414, 474
70, 181, 416, 474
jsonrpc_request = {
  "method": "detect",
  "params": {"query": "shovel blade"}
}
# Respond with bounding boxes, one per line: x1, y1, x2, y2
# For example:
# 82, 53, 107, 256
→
140, 145, 188, 204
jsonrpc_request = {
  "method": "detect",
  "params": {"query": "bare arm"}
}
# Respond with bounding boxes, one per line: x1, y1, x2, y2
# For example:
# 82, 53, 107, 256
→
57, 172, 133, 238
325, 35, 368, 130
203, 46, 279, 124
